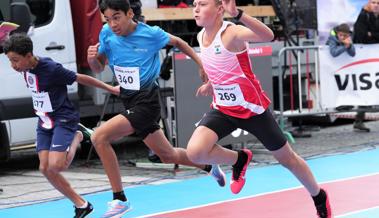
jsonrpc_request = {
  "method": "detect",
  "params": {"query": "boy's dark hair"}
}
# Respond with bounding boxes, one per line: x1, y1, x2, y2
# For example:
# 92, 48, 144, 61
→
130, 0, 144, 22
3, 33, 33, 56
335, 23, 352, 34
99, 0, 131, 14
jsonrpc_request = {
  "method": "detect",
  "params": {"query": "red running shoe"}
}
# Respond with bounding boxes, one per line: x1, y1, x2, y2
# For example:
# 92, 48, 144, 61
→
230, 149, 253, 194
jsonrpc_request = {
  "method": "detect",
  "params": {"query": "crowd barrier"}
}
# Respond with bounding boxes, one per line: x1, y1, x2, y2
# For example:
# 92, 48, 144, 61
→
276, 44, 379, 141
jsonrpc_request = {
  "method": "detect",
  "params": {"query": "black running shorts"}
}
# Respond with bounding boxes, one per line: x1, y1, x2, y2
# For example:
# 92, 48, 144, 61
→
198, 109, 287, 151
120, 84, 161, 139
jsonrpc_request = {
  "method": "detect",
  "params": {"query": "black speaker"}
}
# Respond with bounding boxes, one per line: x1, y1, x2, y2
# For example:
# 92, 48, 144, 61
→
271, 0, 317, 31
295, 0, 317, 29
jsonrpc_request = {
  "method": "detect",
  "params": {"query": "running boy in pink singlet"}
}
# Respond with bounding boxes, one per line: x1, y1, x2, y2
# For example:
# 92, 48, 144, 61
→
187, 1, 332, 217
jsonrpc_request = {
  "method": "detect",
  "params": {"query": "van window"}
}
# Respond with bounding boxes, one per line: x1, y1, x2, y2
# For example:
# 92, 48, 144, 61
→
0, 0, 54, 27
26, 0, 54, 27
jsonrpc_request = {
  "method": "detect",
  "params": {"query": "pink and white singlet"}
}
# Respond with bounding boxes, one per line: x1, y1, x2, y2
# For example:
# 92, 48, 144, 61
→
198, 21, 270, 119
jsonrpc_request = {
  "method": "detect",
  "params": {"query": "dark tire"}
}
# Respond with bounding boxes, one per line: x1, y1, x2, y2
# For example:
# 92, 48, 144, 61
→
0, 123, 10, 162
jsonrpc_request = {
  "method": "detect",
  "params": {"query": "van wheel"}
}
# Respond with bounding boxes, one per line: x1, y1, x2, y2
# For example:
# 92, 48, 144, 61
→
0, 123, 11, 162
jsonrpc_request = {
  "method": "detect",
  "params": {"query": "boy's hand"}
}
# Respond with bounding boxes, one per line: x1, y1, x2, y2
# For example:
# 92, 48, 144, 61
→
196, 82, 213, 97
110, 85, 121, 96
342, 37, 352, 47
87, 43, 100, 63
199, 67, 208, 83
222, 0, 238, 17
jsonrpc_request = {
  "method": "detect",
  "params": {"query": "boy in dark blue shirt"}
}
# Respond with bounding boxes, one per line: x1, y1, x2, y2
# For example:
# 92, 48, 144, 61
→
3, 33, 119, 218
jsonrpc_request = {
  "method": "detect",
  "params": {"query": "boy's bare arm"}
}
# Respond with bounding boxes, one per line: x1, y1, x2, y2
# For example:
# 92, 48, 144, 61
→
167, 34, 208, 82
76, 74, 120, 95
87, 43, 107, 73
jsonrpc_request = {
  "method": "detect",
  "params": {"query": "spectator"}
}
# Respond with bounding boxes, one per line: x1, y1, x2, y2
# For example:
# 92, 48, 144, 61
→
326, 23, 355, 58
351, 0, 379, 131
129, 0, 145, 22
353, 0, 379, 44
327, 23, 370, 132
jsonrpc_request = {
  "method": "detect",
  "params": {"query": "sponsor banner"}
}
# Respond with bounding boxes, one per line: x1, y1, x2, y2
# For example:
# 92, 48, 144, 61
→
248, 46, 272, 57
319, 45, 379, 108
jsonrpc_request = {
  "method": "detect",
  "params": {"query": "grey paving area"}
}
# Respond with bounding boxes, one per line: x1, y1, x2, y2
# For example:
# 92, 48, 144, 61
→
1, 119, 379, 210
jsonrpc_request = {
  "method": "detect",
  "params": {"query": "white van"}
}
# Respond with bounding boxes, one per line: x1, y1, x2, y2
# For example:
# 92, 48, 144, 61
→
0, 0, 121, 161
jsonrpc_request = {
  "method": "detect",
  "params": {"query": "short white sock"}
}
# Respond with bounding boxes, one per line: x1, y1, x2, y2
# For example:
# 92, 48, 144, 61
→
78, 201, 88, 209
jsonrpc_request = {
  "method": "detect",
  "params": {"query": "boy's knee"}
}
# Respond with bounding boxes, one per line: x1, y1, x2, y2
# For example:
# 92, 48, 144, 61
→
186, 146, 203, 164
39, 165, 48, 175
47, 162, 66, 173
158, 152, 175, 163
91, 131, 108, 148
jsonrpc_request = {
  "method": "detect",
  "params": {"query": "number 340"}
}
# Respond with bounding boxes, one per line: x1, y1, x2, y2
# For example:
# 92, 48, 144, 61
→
118, 75, 134, 84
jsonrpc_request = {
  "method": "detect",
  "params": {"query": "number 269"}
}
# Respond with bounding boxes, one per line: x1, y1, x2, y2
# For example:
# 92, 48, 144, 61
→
218, 93, 236, 101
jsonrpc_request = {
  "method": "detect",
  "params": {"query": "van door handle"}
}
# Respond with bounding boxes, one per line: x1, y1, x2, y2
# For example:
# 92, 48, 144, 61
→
45, 45, 65, 51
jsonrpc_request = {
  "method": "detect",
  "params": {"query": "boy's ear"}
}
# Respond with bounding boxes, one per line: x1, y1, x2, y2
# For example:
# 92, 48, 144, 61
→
25, 52, 33, 58
218, 4, 224, 14
127, 8, 134, 19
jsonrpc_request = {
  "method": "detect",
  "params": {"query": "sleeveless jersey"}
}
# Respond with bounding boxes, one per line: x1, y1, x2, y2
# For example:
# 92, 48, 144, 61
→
198, 21, 270, 119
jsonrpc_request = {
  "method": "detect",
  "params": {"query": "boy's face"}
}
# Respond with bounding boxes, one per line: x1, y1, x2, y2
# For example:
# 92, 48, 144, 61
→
337, 31, 350, 42
6, 51, 33, 72
103, 8, 134, 36
193, 0, 223, 27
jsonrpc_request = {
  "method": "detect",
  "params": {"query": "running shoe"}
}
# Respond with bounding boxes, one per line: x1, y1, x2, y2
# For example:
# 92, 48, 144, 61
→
74, 201, 93, 218
101, 199, 131, 218
210, 164, 226, 187
230, 149, 253, 194
315, 189, 332, 218
78, 123, 93, 141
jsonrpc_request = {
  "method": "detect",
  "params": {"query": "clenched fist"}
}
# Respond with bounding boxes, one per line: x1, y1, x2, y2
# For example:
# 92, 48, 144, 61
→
87, 43, 100, 63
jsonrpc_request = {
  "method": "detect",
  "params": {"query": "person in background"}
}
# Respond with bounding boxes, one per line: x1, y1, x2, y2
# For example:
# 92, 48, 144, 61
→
326, 24, 370, 131
354, 0, 379, 44
326, 23, 355, 58
352, 0, 379, 131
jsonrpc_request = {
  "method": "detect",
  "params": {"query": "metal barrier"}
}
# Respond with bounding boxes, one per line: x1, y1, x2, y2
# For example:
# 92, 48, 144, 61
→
277, 45, 379, 142
277, 45, 323, 142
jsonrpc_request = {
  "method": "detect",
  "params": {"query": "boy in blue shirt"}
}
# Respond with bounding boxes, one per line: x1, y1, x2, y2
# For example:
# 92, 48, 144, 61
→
3, 33, 120, 218
87, 0, 225, 217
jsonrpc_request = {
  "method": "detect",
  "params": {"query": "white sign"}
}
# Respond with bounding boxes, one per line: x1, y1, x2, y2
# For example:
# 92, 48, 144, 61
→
319, 45, 379, 108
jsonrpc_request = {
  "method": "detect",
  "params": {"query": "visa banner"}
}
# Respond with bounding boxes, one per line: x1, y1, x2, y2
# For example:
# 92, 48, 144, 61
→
319, 44, 379, 108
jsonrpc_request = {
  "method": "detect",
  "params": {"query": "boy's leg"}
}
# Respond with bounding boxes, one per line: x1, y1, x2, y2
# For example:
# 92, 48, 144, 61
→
187, 126, 237, 165
271, 142, 332, 218
143, 129, 207, 168
91, 114, 133, 218
65, 131, 83, 167
39, 151, 85, 207
271, 142, 320, 195
37, 124, 93, 217
91, 114, 135, 193
186, 111, 252, 194
143, 129, 226, 187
